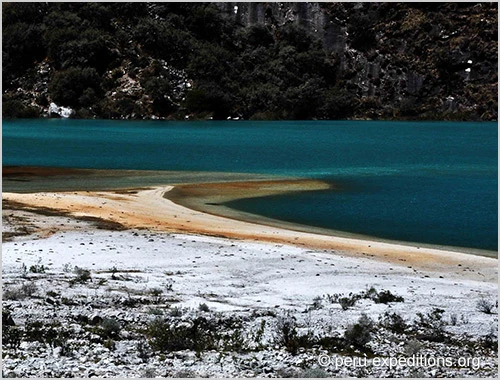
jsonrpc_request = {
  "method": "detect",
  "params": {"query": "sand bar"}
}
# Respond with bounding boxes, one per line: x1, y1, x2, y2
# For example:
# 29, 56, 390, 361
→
2, 166, 286, 193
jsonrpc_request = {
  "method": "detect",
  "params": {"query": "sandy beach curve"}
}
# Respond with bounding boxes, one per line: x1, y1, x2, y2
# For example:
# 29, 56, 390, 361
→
3, 183, 496, 282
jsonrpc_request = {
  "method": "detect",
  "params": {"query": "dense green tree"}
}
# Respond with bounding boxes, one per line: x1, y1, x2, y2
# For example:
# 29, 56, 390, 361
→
186, 43, 235, 82
49, 67, 101, 107
278, 23, 317, 53
318, 87, 357, 119
77, 3, 113, 30
2, 2, 49, 25
2, 96, 40, 118
109, 2, 148, 20
57, 29, 117, 73
134, 18, 193, 67
144, 77, 175, 116
185, 81, 235, 120
43, 10, 82, 65
347, 13, 378, 52
2, 22, 45, 76
241, 24, 274, 48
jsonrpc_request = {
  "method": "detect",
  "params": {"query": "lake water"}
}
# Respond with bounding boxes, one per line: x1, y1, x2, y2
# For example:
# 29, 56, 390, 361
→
2, 119, 497, 252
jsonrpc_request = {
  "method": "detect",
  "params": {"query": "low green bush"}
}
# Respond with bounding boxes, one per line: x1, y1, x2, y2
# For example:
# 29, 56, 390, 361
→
344, 313, 374, 349
413, 308, 447, 342
147, 317, 217, 353
2, 99, 39, 118
379, 311, 408, 334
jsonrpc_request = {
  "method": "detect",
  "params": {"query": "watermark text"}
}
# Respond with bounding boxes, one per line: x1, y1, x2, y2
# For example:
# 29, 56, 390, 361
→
318, 354, 482, 370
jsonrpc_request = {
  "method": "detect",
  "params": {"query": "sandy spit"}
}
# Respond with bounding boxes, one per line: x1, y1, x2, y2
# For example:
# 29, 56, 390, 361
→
2, 183, 496, 283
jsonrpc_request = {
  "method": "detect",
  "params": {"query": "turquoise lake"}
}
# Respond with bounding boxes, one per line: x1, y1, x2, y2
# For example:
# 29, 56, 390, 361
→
2, 119, 497, 252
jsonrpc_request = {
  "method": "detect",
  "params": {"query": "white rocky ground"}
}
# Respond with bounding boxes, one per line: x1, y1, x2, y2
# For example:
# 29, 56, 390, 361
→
2, 209, 498, 378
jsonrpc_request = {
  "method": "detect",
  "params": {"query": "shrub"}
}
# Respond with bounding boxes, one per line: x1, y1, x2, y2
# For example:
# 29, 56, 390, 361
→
242, 24, 274, 48
20, 263, 28, 277
372, 290, 404, 304
3, 3, 49, 26
169, 306, 183, 317
275, 314, 299, 354
220, 326, 246, 353
148, 288, 163, 297
344, 314, 374, 349
301, 367, 331, 378
310, 296, 323, 310
481, 326, 498, 350
2, 22, 45, 76
449, 313, 458, 326
172, 370, 197, 378
73, 266, 91, 283
327, 292, 363, 310
29, 264, 46, 274
274, 313, 315, 354
62, 263, 73, 273
347, 14, 377, 52
198, 303, 210, 312
134, 16, 193, 66
2, 309, 15, 326
413, 308, 447, 342
328, 288, 404, 310
3, 282, 38, 300
24, 320, 69, 347
2, 99, 40, 119
184, 84, 234, 120
476, 298, 497, 314
57, 29, 116, 73
121, 296, 140, 308
100, 318, 121, 339
317, 87, 356, 120
103, 338, 116, 351
2, 311, 21, 350
361, 286, 404, 304
253, 320, 266, 346
143, 77, 175, 116
61, 296, 78, 306
147, 317, 217, 353
141, 368, 157, 378
404, 339, 423, 356
2, 325, 22, 350
20, 282, 38, 297
279, 23, 318, 53
46, 290, 59, 298
148, 319, 190, 352
137, 340, 152, 362
101, 96, 140, 118
339, 295, 359, 310
379, 311, 408, 334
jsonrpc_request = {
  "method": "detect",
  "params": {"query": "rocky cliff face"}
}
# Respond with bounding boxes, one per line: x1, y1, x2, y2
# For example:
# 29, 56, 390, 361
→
2, 2, 497, 120
217, 2, 497, 120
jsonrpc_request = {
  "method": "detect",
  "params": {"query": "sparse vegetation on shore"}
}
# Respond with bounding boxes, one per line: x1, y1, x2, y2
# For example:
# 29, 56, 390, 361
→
2, 187, 497, 377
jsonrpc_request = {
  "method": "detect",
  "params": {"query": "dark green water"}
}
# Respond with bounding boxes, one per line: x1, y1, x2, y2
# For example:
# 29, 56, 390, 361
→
3, 119, 497, 252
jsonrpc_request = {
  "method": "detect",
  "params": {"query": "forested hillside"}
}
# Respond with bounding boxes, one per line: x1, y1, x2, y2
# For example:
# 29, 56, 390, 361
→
2, 2, 497, 120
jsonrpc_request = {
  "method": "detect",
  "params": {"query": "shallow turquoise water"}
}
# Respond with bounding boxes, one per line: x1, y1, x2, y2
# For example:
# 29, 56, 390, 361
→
3, 119, 497, 252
